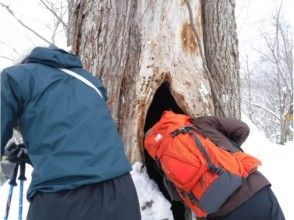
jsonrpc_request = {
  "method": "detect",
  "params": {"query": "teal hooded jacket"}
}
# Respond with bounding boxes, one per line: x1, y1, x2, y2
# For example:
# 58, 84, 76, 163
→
1, 47, 131, 199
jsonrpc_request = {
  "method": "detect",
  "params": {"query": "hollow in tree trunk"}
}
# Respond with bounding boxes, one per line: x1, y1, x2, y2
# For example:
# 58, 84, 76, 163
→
69, 0, 240, 219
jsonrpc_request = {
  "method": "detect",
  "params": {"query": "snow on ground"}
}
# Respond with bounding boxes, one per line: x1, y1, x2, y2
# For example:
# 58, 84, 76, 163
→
0, 162, 174, 220
241, 114, 294, 220
0, 115, 293, 219
131, 162, 174, 220
0, 165, 32, 219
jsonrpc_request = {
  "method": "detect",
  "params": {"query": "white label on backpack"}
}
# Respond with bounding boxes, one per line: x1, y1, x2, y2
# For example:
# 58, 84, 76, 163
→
155, 133, 162, 142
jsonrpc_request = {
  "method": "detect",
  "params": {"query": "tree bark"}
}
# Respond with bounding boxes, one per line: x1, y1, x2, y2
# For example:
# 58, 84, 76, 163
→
202, 0, 241, 118
69, 0, 240, 161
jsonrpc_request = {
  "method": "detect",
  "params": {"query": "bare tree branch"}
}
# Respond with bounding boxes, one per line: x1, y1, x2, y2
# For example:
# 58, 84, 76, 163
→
258, 22, 291, 92
0, 39, 20, 56
236, 0, 251, 34
253, 48, 276, 64
51, 17, 62, 44
0, 55, 15, 62
0, 2, 52, 44
39, 0, 68, 30
245, 101, 280, 120
279, 24, 293, 86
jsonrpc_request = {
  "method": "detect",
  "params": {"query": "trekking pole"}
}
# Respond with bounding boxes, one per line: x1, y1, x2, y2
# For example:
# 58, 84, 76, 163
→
18, 161, 26, 220
4, 162, 19, 220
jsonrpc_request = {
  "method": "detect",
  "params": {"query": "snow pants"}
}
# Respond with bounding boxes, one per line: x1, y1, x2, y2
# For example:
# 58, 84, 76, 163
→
26, 173, 141, 220
207, 186, 285, 220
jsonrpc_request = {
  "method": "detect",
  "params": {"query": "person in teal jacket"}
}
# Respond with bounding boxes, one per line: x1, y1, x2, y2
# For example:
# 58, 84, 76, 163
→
1, 46, 141, 220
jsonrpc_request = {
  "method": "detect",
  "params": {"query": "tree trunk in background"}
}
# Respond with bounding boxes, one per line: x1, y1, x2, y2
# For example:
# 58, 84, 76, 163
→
68, 0, 240, 162
202, 0, 240, 118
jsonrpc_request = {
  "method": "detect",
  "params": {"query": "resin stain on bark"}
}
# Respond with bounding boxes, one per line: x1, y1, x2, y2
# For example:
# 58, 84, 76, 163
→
181, 23, 199, 54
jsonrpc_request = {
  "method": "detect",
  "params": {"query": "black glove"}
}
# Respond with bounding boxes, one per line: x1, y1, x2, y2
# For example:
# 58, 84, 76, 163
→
5, 143, 32, 165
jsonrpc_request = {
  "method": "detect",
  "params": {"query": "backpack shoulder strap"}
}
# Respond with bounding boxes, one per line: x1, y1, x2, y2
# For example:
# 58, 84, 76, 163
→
59, 68, 104, 100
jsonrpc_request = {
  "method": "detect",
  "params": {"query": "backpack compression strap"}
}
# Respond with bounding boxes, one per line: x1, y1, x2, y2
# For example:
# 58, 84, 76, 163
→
59, 68, 104, 100
170, 126, 223, 175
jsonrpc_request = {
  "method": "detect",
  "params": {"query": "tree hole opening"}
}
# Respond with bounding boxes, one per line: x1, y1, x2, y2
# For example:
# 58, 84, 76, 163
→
143, 82, 186, 219
144, 82, 184, 132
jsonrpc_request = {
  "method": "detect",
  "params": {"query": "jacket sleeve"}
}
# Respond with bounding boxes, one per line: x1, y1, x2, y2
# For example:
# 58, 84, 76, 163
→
193, 116, 250, 151
214, 117, 250, 147
1, 70, 23, 156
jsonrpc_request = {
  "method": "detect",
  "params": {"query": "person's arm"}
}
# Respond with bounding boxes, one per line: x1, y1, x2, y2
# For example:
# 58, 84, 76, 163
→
1, 70, 22, 156
214, 117, 250, 147
193, 116, 250, 150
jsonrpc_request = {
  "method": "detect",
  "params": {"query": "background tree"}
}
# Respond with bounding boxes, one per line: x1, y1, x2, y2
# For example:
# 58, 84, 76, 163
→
240, 2, 293, 144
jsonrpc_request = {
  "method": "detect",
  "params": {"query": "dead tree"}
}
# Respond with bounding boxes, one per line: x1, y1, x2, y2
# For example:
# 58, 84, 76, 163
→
69, 0, 240, 163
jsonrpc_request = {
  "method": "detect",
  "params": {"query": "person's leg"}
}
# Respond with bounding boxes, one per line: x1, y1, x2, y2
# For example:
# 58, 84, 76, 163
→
27, 173, 141, 220
267, 187, 285, 220
170, 201, 186, 220
207, 186, 285, 220
102, 173, 141, 220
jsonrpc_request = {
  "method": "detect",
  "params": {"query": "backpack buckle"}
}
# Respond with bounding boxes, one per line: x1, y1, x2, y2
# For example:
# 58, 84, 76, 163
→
208, 164, 223, 175
170, 126, 196, 137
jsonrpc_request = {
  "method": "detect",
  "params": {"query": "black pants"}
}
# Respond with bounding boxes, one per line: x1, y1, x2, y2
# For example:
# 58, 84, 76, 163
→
207, 186, 285, 220
27, 173, 141, 220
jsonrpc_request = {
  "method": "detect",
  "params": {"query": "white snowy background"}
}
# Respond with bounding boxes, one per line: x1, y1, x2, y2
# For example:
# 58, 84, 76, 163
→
0, 0, 293, 219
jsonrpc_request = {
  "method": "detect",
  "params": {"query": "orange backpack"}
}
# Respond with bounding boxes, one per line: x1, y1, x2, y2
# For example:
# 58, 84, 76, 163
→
144, 111, 261, 218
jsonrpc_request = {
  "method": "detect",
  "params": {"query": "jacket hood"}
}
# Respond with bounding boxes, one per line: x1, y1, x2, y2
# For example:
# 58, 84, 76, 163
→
23, 47, 82, 68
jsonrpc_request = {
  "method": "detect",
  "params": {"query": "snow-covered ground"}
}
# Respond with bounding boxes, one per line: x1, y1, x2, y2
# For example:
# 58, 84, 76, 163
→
241, 114, 294, 220
0, 115, 293, 219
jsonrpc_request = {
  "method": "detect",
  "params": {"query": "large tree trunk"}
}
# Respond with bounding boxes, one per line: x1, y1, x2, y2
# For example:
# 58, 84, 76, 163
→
69, 0, 240, 165
69, 0, 240, 219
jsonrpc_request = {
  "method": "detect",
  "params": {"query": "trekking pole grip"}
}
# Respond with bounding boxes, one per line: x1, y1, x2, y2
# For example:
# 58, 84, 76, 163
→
18, 162, 26, 181
9, 163, 19, 186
